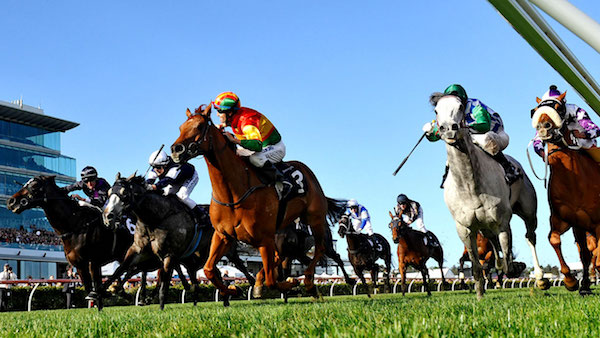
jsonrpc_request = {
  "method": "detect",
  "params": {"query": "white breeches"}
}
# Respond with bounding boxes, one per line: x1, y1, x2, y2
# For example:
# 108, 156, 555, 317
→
402, 214, 428, 233
351, 219, 374, 236
163, 171, 199, 209
471, 129, 509, 156
237, 141, 286, 167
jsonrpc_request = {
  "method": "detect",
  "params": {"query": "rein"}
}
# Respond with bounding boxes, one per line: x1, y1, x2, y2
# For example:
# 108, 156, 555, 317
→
211, 184, 266, 208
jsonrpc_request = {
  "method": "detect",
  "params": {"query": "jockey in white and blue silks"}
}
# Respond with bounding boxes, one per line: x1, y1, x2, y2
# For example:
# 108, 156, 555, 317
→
344, 199, 374, 236
146, 149, 206, 224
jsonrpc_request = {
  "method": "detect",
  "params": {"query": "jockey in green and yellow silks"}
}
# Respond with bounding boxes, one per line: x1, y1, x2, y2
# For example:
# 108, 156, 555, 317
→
213, 91, 292, 199
423, 84, 521, 186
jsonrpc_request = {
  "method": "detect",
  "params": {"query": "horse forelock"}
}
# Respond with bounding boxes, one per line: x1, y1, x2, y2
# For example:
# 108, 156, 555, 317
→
531, 104, 563, 129
435, 95, 463, 123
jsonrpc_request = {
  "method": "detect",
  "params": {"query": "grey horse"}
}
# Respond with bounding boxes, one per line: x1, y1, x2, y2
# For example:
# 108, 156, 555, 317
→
431, 93, 549, 299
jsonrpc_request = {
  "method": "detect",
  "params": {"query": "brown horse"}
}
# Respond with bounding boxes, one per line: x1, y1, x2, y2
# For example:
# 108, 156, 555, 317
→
458, 232, 504, 288
531, 93, 600, 295
587, 233, 599, 283
388, 212, 445, 296
171, 105, 345, 299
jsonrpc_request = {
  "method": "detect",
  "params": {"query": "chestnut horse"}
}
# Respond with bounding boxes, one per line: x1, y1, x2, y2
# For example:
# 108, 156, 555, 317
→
388, 213, 445, 296
171, 105, 345, 299
458, 232, 504, 288
531, 93, 600, 294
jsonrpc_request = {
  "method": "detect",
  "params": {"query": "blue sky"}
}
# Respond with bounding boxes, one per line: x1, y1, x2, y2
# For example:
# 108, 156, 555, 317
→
2, 1, 599, 269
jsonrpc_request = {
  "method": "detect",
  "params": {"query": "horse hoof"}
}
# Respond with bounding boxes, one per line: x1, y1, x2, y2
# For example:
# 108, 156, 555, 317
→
565, 279, 579, 292
536, 278, 551, 290
506, 262, 527, 278
85, 292, 98, 301
579, 289, 593, 296
252, 285, 263, 299
223, 295, 231, 307
306, 285, 319, 298
227, 285, 242, 297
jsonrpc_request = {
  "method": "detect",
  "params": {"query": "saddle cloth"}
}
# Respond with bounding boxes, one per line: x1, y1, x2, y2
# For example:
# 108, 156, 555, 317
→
274, 162, 308, 201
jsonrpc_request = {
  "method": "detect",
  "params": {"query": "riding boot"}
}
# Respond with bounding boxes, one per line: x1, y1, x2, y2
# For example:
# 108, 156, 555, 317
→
192, 205, 210, 228
492, 152, 522, 185
262, 161, 292, 200
440, 165, 449, 189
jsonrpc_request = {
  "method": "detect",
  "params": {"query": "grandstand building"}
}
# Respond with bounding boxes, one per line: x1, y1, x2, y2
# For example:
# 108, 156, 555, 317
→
0, 99, 78, 279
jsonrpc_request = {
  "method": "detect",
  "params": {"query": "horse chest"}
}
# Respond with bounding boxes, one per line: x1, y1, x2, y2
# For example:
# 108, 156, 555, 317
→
445, 192, 508, 227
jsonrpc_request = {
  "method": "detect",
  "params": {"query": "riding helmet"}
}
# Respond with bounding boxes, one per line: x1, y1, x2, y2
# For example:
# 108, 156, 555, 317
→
347, 199, 359, 207
397, 194, 409, 205
81, 166, 98, 181
213, 92, 241, 112
148, 150, 170, 167
444, 84, 468, 104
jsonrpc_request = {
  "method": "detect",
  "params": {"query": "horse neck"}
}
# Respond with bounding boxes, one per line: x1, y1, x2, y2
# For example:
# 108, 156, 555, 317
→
40, 188, 83, 236
345, 234, 362, 251
445, 131, 491, 192
547, 144, 595, 192
204, 127, 261, 201
131, 191, 178, 225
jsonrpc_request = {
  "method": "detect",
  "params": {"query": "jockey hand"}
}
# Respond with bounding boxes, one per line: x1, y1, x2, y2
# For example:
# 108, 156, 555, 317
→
72, 194, 84, 201
224, 132, 240, 145
150, 185, 157, 190
422, 121, 435, 134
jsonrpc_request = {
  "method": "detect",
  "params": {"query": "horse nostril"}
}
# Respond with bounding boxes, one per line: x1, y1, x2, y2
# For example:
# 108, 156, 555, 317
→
20, 199, 28, 206
451, 123, 459, 131
172, 144, 184, 154
439, 125, 446, 132
7, 198, 15, 208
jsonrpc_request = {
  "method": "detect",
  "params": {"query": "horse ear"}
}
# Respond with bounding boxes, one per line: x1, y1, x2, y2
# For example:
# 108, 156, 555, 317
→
389, 211, 394, 219
536, 97, 542, 104
126, 172, 136, 181
202, 103, 212, 117
186, 108, 192, 118
115, 172, 121, 181
558, 91, 567, 102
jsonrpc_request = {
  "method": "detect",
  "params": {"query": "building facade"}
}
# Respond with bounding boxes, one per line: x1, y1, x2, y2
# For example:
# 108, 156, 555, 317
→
0, 99, 78, 279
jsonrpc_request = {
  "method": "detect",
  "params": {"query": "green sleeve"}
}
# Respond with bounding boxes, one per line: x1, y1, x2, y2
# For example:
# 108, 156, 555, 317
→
425, 125, 441, 142
240, 139, 263, 152
470, 105, 491, 133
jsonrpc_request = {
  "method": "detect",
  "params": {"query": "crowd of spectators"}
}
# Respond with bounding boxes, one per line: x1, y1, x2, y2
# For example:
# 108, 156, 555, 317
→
0, 225, 61, 246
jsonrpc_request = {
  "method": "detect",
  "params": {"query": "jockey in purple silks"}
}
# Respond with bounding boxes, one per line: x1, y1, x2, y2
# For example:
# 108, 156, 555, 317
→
532, 85, 600, 163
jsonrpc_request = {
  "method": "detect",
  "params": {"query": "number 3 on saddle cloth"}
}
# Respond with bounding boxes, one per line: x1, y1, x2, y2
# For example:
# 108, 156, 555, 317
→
274, 162, 307, 200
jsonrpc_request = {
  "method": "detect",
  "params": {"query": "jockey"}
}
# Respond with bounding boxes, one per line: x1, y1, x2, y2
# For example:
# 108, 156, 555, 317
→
146, 149, 207, 225
343, 199, 374, 236
423, 84, 521, 186
532, 85, 600, 162
394, 194, 438, 247
62, 166, 111, 208
213, 91, 292, 200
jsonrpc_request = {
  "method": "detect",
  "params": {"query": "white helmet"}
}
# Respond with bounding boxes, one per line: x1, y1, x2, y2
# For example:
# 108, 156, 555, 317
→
148, 150, 170, 167
347, 199, 358, 207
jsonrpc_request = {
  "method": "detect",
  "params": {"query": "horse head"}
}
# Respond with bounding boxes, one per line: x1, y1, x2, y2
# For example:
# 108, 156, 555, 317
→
337, 215, 350, 238
388, 211, 406, 244
7, 175, 59, 213
103, 172, 144, 229
171, 104, 214, 163
431, 93, 466, 145
531, 91, 568, 145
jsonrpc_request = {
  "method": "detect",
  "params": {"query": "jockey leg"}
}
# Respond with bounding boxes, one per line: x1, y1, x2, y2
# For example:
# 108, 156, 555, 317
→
249, 142, 291, 199
492, 152, 521, 185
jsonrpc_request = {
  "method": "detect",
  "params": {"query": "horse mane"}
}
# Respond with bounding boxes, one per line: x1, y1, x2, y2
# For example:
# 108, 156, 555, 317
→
429, 92, 445, 107
326, 198, 348, 227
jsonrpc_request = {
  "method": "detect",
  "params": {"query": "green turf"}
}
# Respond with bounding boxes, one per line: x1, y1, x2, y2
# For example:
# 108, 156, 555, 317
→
1, 287, 599, 337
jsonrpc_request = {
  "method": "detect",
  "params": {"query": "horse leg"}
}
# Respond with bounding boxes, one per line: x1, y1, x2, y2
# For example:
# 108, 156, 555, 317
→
356, 267, 370, 298
158, 257, 174, 311
400, 263, 407, 296
548, 216, 578, 291
175, 264, 190, 291
100, 246, 139, 292
139, 271, 148, 305
499, 227, 525, 278
225, 250, 256, 286
573, 227, 593, 295
369, 264, 379, 296
437, 251, 446, 291
326, 245, 356, 286
258, 240, 296, 296
421, 264, 431, 296
204, 232, 238, 302
78, 267, 93, 295
523, 218, 548, 290
303, 221, 326, 298
458, 225, 484, 299
458, 256, 468, 290
89, 263, 104, 311
384, 253, 392, 293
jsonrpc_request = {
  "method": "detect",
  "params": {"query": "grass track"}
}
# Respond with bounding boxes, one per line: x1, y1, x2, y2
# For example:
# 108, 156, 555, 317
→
1, 287, 600, 337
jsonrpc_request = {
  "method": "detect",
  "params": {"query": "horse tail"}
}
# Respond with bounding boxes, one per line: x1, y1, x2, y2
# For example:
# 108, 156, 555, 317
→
326, 197, 348, 227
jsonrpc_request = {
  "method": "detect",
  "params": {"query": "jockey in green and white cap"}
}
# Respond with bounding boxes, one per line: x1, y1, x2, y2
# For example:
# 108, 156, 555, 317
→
423, 84, 521, 186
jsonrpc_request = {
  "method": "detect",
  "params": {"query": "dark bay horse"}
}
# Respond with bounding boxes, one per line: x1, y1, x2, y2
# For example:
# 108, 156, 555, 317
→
103, 174, 254, 308
458, 232, 504, 289
531, 93, 600, 294
388, 213, 444, 296
171, 105, 346, 299
270, 220, 356, 301
6, 175, 138, 310
338, 215, 391, 296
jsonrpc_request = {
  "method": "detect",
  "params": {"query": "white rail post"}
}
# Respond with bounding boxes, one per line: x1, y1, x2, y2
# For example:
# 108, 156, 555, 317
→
329, 280, 338, 297
503, 279, 509, 289
408, 279, 416, 294
247, 286, 253, 301
27, 283, 40, 312
214, 289, 219, 302
135, 286, 142, 306
393, 279, 401, 294
181, 289, 186, 304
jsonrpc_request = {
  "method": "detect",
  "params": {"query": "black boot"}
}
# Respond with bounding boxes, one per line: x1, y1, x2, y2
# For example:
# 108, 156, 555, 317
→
492, 152, 522, 185
192, 205, 210, 228
440, 165, 449, 189
262, 161, 292, 200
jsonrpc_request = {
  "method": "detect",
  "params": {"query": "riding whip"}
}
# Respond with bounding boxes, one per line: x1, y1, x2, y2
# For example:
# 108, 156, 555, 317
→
392, 133, 426, 176
143, 144, 165, 178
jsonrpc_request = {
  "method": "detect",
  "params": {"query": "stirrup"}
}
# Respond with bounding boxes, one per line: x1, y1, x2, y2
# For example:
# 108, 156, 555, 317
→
275, 181, 292, 200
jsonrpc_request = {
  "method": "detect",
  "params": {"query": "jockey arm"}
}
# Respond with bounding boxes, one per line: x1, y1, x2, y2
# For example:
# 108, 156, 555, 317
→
573, 106, 600, 139
155, 164, 195, 191
468, 101, 492, 133
358, 207, 374, 236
